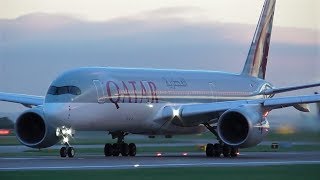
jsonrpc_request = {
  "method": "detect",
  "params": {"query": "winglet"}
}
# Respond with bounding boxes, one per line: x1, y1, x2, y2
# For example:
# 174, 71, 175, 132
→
242, 0, 276, 79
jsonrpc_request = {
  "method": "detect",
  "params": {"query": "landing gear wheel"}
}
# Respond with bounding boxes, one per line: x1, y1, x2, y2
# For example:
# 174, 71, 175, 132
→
129, 143, 136, 156
206, 143, 214, 157
104, 143, 113, 156
213, 143, 222, 157
60, 147, 67, 158
67, 147, 75, 158
222, 145, 231, 157
121, 143, 129, 156
112, 143, 120, 156
106, 131, 137, 157
230, 147, 239, 157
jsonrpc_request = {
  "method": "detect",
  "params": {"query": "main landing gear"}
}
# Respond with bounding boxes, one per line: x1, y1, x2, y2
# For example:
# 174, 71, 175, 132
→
104, 131, 137, 157
203, 123, 239, 158
205, 143, 238, 158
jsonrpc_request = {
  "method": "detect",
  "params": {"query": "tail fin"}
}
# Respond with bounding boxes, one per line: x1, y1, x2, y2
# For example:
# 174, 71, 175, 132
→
242, 0, 276, 79
315, 92, 320, 120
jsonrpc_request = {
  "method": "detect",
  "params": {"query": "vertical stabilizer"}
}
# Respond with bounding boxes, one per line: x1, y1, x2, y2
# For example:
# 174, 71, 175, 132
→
242, 0, 276, 79
315, 92, 320, 121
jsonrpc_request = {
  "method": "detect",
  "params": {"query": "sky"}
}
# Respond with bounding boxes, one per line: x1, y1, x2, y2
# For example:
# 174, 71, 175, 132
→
0, 0, 319, 119
0, 0, 319, 30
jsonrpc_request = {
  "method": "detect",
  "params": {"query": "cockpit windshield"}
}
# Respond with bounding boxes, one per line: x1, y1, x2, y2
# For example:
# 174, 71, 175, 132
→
47, 86, 81, 96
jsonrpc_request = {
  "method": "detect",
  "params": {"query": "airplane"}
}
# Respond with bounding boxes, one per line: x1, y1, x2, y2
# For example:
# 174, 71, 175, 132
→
0, 0, 320, 158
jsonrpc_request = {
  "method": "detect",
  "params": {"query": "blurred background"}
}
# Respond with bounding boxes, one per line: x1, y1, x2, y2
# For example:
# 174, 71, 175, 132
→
0, 0, 319, 133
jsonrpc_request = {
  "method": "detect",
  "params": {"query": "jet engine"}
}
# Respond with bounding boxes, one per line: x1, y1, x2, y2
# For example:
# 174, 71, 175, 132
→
15, 107, 60, 148
217, 105, 269, 148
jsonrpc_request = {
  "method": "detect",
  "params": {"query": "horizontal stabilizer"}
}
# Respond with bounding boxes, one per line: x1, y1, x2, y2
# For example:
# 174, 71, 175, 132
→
261, 83, 320, 95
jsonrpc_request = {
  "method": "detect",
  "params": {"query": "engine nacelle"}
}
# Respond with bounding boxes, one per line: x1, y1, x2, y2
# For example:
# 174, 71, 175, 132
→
15, 107, 60, 148
217, 105, 269, 148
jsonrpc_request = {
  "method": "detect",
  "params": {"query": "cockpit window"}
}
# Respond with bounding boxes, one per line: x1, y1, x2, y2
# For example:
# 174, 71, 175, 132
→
47, 86, 81, 95
47, 86, 57, 95
57, 86, 68, 95
69, 86, 81, 95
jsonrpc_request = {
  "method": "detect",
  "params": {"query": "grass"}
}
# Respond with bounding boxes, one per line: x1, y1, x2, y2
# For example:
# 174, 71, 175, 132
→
0, 164, 319, 180
0, 136, 19, 145
1, 131, 319, 146
265, 131, 320, 141
171, 131, 320, 142
242, 144, 320, 152
0, 136, 184, 146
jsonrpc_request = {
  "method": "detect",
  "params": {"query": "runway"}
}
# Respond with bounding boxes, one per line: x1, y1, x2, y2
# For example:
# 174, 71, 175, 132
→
1, 141, 319, 153
1, 151, 320, 171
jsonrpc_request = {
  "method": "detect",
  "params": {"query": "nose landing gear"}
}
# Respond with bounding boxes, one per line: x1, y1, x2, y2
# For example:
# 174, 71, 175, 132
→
56, 126, 75, 158
59, 145, 75, 158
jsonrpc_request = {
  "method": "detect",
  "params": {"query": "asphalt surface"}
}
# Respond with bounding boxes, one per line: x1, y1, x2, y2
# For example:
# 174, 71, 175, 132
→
1, 141, 319, 153
0, 151, 320, 171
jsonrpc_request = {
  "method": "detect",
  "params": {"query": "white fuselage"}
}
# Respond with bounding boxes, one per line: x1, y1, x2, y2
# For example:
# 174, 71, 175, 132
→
43, 67, 271, 135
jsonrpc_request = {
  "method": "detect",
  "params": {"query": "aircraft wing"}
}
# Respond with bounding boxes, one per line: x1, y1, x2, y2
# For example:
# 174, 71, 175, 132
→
170, 94, 320, 126
262, 94, 320, 110
0, 92, 44, 108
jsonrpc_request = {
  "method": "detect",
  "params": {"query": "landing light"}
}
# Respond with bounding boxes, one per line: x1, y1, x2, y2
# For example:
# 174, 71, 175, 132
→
263, 111, 269, 117
134, 164, 140, 168
62, 129, 67, 135
66, 129, 72, 135
56, 128, 60, 136
182, 152, 188, 156
172, 108, 180, 117
56, 126, 74, 137
63, 137, 69, 143
156, 152, 162, 157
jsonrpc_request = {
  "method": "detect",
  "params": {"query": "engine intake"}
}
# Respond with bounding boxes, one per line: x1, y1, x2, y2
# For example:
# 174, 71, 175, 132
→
217, 105, 269, 148
219, 111, 249, 144
15, 107, 60, 148
16, 112, 45, 144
